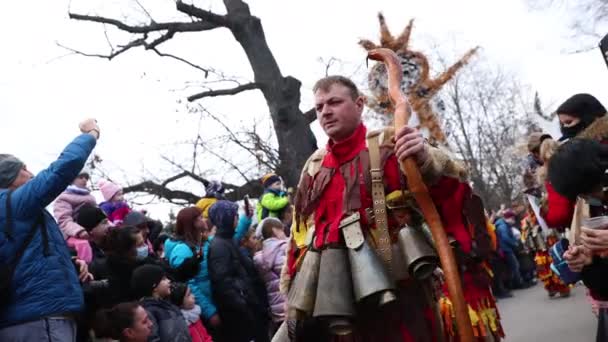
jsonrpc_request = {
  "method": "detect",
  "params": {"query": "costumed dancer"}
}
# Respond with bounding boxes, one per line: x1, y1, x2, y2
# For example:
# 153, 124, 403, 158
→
280, 17, 503, 338
523, 134, 571, 297
359, 14, 503, 341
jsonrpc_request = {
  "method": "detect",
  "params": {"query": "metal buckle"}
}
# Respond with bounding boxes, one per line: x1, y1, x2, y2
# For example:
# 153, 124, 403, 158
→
340, 213, 365, 249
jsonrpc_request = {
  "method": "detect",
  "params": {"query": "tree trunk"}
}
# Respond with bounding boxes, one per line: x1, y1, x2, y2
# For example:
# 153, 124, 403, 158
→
225, 0, 318, 187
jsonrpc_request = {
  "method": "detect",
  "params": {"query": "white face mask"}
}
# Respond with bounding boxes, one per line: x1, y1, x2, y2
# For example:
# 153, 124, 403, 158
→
136, 245, 149, 260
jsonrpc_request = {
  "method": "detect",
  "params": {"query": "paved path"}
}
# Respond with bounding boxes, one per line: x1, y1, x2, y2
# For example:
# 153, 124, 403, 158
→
497, 283, 597, 341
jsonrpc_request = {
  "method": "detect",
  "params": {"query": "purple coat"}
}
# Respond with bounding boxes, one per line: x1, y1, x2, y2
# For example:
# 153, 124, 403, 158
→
253, 237, 288, 322
53, 186, 97, 238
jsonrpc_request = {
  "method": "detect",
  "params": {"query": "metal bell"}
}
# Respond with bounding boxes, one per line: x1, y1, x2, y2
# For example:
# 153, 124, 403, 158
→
398, 226, 439, 280
287, 250, 321, 318
348, 240, 397, 306
313, 248, 355, 335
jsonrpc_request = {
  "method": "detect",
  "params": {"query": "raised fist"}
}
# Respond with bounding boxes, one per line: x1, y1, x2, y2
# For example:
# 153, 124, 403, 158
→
79, 118, 100, 139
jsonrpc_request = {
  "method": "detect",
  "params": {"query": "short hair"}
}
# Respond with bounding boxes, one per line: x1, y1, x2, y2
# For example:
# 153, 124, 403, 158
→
548, 138, 608, 199
313, 75, 360, 100
260, 217, 284, 240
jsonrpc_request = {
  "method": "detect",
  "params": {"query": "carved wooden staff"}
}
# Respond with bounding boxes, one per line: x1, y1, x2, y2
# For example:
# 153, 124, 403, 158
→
368, 48, 474, 342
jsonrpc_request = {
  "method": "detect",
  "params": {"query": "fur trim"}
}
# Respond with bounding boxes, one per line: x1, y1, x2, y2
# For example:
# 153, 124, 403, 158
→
418, 146, 468, 185
577, 115, 608, 141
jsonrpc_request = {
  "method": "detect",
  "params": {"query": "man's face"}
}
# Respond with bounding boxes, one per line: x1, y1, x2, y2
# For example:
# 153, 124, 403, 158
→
314, 84, 364, 142
124, 306, 153, 342
9, 166, 33, 190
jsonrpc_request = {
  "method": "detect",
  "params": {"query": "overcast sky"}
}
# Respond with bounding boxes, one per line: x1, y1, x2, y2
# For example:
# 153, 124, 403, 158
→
1, 0, 606, 219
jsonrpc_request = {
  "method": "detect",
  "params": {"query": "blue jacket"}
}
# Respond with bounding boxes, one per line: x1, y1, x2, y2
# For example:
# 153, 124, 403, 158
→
165, 238, 217, 320
0, 134, 96, 328
495, 218, 519, 255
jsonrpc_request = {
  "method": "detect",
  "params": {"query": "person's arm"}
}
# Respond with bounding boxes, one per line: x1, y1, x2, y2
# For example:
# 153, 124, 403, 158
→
233, 214, 252, 243
260, 192, 290, 211
12, 120, 99, 217
53, 196, 87, 238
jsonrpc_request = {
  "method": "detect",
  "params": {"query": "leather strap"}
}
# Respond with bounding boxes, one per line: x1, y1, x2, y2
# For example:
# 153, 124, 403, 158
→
367, 133, 393, 271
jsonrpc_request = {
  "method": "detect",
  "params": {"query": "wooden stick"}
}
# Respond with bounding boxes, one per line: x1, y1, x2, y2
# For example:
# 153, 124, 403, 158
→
367, 48, 474, 342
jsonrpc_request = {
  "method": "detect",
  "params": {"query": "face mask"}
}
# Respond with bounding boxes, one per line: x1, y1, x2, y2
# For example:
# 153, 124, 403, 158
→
560, 122, 584, 139
136, 245, 149, 260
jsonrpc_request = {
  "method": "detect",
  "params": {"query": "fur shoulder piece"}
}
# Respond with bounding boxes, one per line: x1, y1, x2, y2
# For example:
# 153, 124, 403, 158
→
577, 115, 608, 141
303, 148, 327, 178
367, 127, 396, 148
419, 145, 469, 185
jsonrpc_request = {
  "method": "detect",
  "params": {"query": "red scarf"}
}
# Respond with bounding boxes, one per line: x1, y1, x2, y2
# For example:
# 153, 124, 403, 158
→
314, 124, 367, 248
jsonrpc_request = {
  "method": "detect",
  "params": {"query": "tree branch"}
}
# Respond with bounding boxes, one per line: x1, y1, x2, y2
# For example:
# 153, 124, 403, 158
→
69, 13, 221, 33
57, 38, 146, 60
187, 82, 260, 101
176, 1, 232, 27
303, 108, 317, 124
123, 180, 200, 204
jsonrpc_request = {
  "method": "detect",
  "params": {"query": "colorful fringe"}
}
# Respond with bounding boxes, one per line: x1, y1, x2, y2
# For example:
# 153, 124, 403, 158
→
439, 268, 505, 341
535, 250, 570, 296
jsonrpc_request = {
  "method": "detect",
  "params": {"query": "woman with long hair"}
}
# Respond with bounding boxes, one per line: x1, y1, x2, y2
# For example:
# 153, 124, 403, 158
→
165, 207, 221, 331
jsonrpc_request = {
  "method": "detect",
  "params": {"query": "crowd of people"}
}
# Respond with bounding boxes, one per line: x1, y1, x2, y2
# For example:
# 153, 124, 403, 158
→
0, 118, 295, 342
2, 80, 608, 342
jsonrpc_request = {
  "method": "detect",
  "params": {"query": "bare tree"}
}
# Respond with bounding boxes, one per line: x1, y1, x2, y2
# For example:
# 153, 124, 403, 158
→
66, 0, 318, 197
529, 0, 608, 52
441, 58, 537, 209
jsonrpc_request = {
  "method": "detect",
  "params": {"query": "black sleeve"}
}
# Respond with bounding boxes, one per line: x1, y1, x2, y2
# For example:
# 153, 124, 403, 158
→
582, 257, 608, 298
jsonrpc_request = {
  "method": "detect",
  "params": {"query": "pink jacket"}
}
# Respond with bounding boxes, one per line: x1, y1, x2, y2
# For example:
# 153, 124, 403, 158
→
53, 188, 97, 238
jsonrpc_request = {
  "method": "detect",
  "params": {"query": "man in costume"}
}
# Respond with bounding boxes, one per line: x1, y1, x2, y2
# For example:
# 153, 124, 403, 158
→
521, 133, 571, 297
279, 74, 503, 341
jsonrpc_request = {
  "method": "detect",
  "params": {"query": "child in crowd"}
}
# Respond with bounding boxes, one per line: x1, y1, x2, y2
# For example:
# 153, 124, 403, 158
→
196, 180, 226, 219
95, 302, 153, 342
75, 204, 110, 263
256, 173, 289, 222
54, 171, 97, 239
253, 218, 288, 334
170, 282, 213, 342
131, 264, 191, 342
98, 179, 131, 225
240, 228, 261, 259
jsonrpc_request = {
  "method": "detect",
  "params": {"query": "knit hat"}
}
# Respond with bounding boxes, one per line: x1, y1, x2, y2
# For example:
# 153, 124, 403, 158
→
78, 172, 90, 180
205, 180, 225, 199
123, 211, 152, 227
131, 264, 166, 298
261, 173, 281, 188
0, 154, 24, 189
98, 179, 122, 202
76, 204, 107, 232
527, 132, 552, 153
208, 200, 239, 234
169, 282, 188, 307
